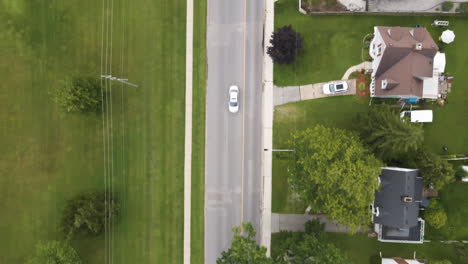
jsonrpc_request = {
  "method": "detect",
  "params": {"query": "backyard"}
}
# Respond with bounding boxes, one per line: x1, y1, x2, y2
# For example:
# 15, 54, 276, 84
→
0, 0, 203, 263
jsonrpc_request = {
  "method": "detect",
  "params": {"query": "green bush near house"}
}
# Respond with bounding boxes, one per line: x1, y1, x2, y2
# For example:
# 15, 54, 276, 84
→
424, 200, 448, 229
442, 2, 454, 11
458, 2, 468, 13
358, 82, 366, 91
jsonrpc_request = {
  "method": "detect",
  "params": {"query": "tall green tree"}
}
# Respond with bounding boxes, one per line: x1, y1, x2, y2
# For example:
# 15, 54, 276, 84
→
356, 105, 424, 161
61, 191, 120, 239
416, 151, 455, 189
217, 223, 272, 264
28, 240, 81, 264
51, 77, 104, 113
288, 125, 383, 231
273, 232, 348, 264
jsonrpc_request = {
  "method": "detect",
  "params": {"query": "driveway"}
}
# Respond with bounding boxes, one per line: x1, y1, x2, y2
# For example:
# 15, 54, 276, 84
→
274, 79, 356, 106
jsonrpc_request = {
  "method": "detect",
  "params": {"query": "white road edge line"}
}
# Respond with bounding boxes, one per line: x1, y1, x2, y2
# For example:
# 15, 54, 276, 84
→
183, 0, 194, 261
260, 0, 275, 256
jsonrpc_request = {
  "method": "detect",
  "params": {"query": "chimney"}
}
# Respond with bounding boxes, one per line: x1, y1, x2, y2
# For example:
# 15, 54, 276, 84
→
402, 196, 413, 203
414, 43, 423, 50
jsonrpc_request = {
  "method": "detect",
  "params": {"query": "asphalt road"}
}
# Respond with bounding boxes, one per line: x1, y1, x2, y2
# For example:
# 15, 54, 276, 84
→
204, 0, 264, 263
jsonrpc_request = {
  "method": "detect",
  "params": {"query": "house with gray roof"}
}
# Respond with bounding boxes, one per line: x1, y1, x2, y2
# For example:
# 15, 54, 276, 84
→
372, 167, 425, 244
369, 26, 446, 99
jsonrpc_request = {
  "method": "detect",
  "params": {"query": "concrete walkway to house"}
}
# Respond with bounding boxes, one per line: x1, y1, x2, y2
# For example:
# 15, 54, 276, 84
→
368, 0, 468, 12
271, 213, 359, 233
342, 61, 372, 80
273, 79, 356, 106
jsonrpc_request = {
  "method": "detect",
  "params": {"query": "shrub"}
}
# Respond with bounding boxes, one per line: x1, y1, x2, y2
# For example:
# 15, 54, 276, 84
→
455, 165, 468, 181
359, 82, 366, 91
28, 240, 81, 264
267, 25, 303, 65
61, 191, 120, 238
459, 2, 468, 13
304, 219, 325, 235
424, 200, 448, 229
432, 260, 452, 264
441, 2, 454, 11
51, 77, 105, 113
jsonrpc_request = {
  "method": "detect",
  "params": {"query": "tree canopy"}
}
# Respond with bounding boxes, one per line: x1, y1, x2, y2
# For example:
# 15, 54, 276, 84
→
355, 105, 424, 161
61, 191, 120, 238
51, 77, 105, 113
28, 240, 81, 264
267, 25, 303, 65
416, 151, 455, 190
217, 223, 272, 264
288, 125, 383, 231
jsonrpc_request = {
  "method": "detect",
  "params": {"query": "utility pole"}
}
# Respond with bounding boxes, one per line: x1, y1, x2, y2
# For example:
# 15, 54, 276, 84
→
101, 75, 138, 87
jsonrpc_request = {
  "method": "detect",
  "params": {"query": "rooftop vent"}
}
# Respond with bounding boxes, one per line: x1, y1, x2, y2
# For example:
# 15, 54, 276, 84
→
402, 196, 413, 203
415, 43, 423, 50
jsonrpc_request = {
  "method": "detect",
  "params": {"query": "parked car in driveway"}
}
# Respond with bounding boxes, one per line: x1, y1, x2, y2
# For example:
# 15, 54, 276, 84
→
228, 85, 239, 113
322, 81, 348, 95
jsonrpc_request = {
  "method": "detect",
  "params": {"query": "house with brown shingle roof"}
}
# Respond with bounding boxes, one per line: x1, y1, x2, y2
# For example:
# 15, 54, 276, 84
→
369, 26, 446, 99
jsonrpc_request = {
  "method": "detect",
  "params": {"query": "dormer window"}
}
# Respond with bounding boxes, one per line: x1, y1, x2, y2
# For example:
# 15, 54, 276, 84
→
382, 79, 388, 89
415, 43, 423, 50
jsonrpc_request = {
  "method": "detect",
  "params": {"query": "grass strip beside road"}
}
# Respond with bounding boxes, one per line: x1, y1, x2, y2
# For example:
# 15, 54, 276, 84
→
191, 0, 207, 263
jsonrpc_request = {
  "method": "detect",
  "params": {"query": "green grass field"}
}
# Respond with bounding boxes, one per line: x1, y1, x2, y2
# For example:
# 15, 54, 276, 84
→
271, 232, 468, 264
0, 0, 203, 263
426, 183, 468, 240
191, 0, 207, 263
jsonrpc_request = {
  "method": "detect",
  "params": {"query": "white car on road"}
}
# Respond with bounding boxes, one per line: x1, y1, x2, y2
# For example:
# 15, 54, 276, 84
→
322, 81, 348, 95
228, 85, 239, 113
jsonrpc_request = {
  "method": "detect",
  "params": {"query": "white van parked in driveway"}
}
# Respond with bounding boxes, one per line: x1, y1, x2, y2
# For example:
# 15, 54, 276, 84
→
400, 110, 433, 123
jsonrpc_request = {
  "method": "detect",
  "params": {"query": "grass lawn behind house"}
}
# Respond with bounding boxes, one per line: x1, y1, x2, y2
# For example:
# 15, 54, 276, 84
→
272, 232, 468, 264
0, 0, 193, 263
426, 183, 468, 240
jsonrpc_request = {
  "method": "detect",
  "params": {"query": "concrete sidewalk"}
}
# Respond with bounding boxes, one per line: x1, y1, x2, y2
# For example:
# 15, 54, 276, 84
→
183, 0, 193, 262
274, 79, 356, 106
271, 213, 359, 233
260, 0, 275, 256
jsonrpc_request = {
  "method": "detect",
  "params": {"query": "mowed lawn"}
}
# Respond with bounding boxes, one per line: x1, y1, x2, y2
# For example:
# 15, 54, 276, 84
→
0, 0, 190, 263
271, 232, 468, 264
272, 0, 468, 213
